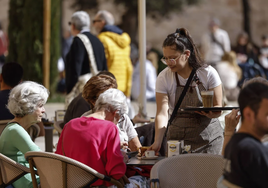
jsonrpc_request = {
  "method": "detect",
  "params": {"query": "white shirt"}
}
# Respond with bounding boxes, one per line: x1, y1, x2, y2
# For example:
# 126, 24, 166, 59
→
156, 66, 222, 115
131, 60, 157, 100
216, 62, 239, 89
202, 28, 231, 63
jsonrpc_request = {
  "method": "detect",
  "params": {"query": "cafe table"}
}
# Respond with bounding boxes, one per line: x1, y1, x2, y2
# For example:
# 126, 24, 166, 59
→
127, 156, 165, 166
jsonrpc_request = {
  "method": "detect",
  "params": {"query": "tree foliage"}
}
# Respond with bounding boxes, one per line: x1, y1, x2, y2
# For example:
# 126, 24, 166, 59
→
7, 0, 60, 92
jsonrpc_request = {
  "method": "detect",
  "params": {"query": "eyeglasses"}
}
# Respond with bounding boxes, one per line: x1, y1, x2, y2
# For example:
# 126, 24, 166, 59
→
68, 21, 72, 26
161, 55, 181, 65
117, 114, 125, 124
93, 19, 102, 24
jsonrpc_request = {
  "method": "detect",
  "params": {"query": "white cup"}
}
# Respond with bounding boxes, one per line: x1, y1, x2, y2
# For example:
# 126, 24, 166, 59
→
145, 150, 155, 158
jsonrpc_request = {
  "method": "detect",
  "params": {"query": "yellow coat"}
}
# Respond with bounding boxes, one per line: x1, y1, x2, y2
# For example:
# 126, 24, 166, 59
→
98, 31, 133, 97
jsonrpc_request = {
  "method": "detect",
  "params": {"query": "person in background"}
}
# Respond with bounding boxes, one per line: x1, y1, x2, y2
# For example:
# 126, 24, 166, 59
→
232, 32, 264, 87
65, 11, 107, 106
0, 62, 23, 120
0, 21, 8, 66
93, 10, 133, 99
259, 34, 268, 78
56, 88, 149, 188
201, 18, 231, 68
149, 28, 223, 155
131, 44, 157, 102
0, 81, 49, 188
218, 82, 268, 188
216, 51, 242, 101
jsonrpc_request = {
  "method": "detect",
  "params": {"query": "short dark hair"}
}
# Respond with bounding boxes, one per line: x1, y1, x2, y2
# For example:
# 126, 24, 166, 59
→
238, 82, 268, 120
2, 62, 23, 87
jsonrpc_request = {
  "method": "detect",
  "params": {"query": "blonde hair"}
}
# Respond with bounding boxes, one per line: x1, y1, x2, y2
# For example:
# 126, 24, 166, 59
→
221, 51, 242, 79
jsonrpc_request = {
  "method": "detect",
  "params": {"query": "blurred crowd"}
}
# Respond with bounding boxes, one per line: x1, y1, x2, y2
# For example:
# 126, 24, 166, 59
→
201, 18, 268, 102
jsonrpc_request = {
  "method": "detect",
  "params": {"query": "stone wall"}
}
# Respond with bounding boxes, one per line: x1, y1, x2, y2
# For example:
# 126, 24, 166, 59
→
1, 0, 268, 50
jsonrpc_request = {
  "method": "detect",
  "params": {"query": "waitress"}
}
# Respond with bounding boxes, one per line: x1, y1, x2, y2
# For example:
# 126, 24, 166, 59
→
149, 28, 223, 155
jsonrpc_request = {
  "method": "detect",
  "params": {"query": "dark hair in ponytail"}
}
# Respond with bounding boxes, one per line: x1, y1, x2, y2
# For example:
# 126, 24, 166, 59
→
163, 28, 204, 70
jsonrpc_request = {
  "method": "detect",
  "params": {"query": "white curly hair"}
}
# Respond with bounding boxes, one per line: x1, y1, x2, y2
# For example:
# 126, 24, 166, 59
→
7, 81, 49, 117
94, 88, 128, 115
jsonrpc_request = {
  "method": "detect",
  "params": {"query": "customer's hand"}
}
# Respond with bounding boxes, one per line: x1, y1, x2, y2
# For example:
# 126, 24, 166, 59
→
120, 141, 128, 150
132, 113, 150, 124
119, 175, 130, 186
120, 150, 129, 163
195, 111, 222, 118
225, 109, 240, 133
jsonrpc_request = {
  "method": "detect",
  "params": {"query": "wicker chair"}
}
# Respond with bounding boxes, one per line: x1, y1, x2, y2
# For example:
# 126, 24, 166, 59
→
0, 119, 11, 135
150, 153, 224, 188
25, 151, 124, 188
53, 110, 65, 135
0, 153, 30, 188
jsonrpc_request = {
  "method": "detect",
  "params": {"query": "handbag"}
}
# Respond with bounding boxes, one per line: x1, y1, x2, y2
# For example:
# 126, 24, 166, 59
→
166, 69, 196, 134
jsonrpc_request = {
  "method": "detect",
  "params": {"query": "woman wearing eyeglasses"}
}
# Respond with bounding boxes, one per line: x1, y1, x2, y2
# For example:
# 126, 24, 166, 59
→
149, 28, 223, 155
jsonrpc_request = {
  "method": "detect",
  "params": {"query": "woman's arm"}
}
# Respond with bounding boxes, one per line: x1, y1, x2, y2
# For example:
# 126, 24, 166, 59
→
211, 84, 223, 107
148, 92, 169, 155
128, 136, 142, 151
196, 84, 223, 118
11, 125, 41, 154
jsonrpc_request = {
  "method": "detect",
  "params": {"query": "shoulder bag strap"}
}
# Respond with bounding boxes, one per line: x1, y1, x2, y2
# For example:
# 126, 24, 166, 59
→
77, 33, 99, 76
167, 69, 196, 126
211, 33, 225, 53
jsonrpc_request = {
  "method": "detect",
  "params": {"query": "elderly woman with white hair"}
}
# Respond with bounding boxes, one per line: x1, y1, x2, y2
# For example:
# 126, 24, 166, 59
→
0, 81, 49, 188
56, 88, 149, 188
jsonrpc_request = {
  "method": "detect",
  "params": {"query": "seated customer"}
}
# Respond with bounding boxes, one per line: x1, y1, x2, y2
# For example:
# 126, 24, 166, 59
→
218, 82, 268, 187
0, 81, 49, 188
63, 71, 149, 127
0, 62, 23, 120
63, 71, 115, 125
221, 77, 268, 155
56, 89, 132, 187
81, 75, 142, 151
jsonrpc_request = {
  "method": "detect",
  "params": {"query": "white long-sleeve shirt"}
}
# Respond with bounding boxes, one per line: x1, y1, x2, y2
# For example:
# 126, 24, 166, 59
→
202, 28, 231, 63
131, 60, 157, 100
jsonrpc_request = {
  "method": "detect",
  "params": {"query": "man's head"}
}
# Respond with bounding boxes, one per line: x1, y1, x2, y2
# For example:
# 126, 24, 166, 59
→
261, 35, 268, 47
69, 11, 90, 36
0, 62, 23, 90
82, 73, 117, 109
239, 82, 268, 135
93, 10, 114, 33
209, 18, 220, 33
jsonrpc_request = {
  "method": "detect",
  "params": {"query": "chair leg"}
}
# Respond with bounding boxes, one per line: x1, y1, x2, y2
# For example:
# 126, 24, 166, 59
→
28, 158, 38, 188
62, 161, 67, 188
